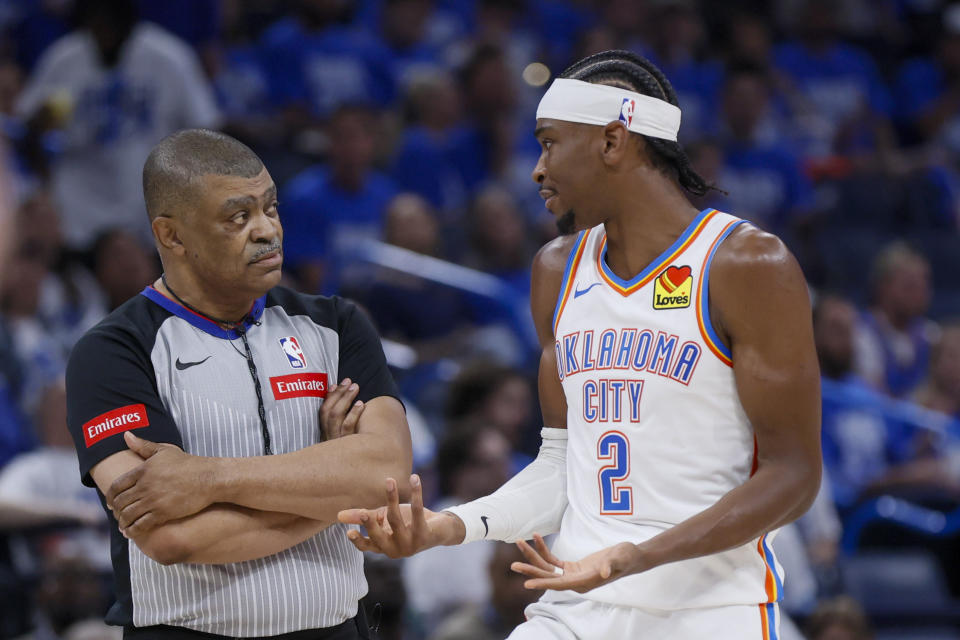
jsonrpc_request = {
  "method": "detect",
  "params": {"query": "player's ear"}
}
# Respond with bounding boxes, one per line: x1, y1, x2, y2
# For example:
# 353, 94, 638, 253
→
601, 122, 630, 166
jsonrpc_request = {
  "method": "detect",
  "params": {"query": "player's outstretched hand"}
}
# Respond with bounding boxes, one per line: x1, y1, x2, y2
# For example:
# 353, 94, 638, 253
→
337, 474, 465, 558
320, 378, 364, 441
107, 432, 214, 536
511, 534, 646, 594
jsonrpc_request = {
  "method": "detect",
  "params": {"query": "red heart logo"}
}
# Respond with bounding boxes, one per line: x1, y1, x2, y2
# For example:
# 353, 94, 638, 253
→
663, 265, 691, 289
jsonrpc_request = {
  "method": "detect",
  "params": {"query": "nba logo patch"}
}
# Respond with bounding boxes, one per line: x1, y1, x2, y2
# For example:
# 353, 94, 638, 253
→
619, 98, 635, 127
279, 336, 307, 369
653, 265, 693, 309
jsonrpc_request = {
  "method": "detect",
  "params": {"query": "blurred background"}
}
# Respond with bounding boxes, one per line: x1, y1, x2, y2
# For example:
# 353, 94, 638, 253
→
1, 0, 960, 638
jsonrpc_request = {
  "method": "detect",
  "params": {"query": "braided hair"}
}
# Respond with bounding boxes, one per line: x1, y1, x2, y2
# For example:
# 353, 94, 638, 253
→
559, 50, 718, 197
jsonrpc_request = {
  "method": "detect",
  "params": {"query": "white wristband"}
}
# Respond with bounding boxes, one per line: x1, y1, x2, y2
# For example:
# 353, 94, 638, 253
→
445, 428, 568, 544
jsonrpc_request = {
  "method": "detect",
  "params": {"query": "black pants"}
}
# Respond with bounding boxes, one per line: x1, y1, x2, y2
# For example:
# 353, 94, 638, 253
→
123, 606, 370, 640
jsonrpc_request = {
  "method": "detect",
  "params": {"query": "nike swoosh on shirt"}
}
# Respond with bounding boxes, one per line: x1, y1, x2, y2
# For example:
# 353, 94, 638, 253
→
481, 515, 490, 537
573, 282, 601, 299
175, 356, 212, 371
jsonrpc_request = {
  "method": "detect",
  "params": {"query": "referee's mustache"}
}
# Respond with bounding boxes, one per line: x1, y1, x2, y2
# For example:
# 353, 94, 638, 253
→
249, 240, 283, 263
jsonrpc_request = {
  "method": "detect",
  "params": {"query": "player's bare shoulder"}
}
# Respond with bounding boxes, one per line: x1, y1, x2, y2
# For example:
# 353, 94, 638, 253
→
708, 224, 812, 342
531, 235, 580, 343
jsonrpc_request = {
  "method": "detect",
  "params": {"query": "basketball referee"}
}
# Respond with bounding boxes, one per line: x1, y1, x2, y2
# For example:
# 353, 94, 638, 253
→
65, 129, 412, 639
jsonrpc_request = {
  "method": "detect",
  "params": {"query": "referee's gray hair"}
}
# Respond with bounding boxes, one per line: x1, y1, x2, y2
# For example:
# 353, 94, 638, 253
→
143, 129, 265, 221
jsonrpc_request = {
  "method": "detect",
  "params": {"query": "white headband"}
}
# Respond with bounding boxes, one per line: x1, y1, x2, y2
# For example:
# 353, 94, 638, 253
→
536, 78, 682, 142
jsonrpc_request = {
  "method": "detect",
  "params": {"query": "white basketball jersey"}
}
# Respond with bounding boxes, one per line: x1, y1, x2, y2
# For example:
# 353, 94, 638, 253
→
551, 208, 783, 611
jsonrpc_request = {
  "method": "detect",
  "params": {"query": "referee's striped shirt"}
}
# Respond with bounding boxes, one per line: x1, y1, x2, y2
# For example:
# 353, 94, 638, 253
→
66, 286, 401, 637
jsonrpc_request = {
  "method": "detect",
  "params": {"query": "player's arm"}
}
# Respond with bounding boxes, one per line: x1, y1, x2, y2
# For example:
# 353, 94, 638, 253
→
108, 302, 413, 530
515, 227, 822, 592
335, 236, 575, 557
637, 227, 822, 555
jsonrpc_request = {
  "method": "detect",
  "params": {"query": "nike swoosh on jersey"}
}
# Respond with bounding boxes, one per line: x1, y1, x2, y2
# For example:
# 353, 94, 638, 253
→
573, 282, 601, 299
175, 356, 212, 371
481, 515, 490, 537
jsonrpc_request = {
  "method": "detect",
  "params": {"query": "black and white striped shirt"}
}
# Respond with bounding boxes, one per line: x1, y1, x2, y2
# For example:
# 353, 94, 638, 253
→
66, 286, 400, 636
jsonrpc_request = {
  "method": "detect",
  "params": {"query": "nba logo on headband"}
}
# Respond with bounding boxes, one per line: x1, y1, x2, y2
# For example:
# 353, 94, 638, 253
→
619, 98, 635, 127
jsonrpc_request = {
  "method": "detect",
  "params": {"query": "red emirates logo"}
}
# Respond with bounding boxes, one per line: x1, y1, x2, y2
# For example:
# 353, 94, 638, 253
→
83, 404, 149, 447
270, 373, 328, 400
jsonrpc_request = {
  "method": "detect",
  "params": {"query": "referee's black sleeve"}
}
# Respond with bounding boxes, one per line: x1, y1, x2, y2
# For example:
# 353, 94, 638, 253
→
334, 298, 402, 406
66, 327, 183, 488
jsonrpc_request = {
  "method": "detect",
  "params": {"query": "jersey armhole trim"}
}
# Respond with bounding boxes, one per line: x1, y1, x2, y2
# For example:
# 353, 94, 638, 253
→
695, 219, 749, 367
552, 229, 591, 338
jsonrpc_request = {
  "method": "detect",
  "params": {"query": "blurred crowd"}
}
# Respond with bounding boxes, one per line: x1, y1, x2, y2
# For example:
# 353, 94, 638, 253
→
2, 0, 960, 638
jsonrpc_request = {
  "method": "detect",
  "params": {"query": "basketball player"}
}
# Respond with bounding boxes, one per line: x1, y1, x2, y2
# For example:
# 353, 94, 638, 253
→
338, 50, 821, 639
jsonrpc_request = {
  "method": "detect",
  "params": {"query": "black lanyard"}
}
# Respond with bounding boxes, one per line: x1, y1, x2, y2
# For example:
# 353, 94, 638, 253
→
162, 274, 273, 455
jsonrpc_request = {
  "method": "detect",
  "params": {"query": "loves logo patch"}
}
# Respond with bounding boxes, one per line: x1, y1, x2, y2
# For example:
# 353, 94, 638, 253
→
271, 373, 328, 400
83, 404, 149, 447
653, 265, 693, 309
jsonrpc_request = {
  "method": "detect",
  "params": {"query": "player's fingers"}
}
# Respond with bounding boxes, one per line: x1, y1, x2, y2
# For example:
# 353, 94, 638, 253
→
341, 401, 364, 436
345, 529, 379, 553
524, 571, 597, 592
383, 478, 409, 543
510, 561, 557, 580
361, 512, 397, 556
532, 533, 563, 568
408, 474, 426, 544
515, 539, 555, 573
337, 508, 370, 525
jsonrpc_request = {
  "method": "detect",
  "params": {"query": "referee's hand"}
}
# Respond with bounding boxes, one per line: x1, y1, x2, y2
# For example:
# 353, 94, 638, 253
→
319, 378, 365, 442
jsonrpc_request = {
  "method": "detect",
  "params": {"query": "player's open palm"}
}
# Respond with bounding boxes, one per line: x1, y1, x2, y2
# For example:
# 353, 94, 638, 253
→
512, 534, 645, 594
338, 474, 456, 559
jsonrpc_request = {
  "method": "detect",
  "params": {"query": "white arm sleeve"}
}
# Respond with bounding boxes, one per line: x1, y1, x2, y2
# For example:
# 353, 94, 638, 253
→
444, 428, 567, 544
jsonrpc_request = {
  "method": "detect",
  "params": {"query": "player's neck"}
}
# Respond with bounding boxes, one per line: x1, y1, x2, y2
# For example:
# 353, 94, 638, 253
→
601, 176, 699, 283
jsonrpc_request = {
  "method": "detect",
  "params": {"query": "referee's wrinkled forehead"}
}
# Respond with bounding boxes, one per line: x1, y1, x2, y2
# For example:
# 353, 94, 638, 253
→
142, 129, 265, 221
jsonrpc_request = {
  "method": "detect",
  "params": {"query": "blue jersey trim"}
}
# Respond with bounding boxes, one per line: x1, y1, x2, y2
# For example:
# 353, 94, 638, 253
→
552, 230, 587, 334
698, 220, 749, 362
140, 287, 266, 340
598, 208, 713, 289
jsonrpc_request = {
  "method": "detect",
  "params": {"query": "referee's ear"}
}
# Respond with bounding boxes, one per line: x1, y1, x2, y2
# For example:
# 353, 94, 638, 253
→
152, 215, 185, 256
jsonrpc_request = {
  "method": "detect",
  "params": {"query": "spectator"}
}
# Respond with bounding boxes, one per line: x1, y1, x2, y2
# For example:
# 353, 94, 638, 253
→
362, 194, 477, 355
715, 63, 816, 233
464, 186, 535, 293
854, 242, 938, 398
445, 361, 535, 462
816, 294, 957, 512
90, 229, 158, 311
895, 4, 960, 150
403, 423, 512, 632
283, 103, 398, 293
391, 71, 485, 213
19, 553, 118, 640
429, 542, 544, 640
260, 0, 396, 119
773, 0, 894, 158
644, 0, 724, 141
210, 0, 282, 147
14, 0, 221, 250
913, 323, 960, 418
805, 596, 873, 640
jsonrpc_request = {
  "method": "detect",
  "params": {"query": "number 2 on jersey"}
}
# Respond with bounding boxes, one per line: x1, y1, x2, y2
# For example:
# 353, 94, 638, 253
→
597, 430, 633, 515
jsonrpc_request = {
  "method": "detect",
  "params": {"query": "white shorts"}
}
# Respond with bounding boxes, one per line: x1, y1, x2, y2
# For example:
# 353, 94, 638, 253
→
508, 592, 781, 640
